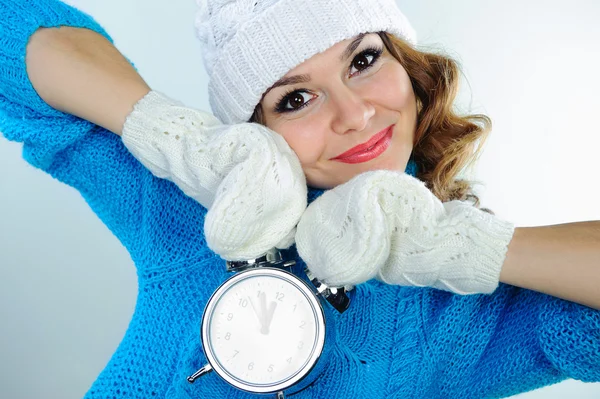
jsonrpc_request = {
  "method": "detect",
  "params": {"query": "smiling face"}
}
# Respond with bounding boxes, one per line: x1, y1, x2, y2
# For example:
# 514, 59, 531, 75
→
259, 33, 418, 189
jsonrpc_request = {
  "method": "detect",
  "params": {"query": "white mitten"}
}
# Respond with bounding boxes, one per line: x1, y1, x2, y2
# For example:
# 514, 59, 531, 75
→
296, 170, 515, 295
122, 91, 307, 260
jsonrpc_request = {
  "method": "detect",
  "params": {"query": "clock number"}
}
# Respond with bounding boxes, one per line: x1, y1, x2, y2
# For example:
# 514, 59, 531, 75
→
275, 292, 285, 301
299, 321, 305, 329
292, 304, 297, 312
267, 364, 274, 373
239, 298, 248, 308
227, 313, 234, 321
287, 357, 292, 364
257, 290, 262, 298
248, 362, 254, 370
297, 341, 304, 349
232, 350, 239, 358
225, 332, 231, 341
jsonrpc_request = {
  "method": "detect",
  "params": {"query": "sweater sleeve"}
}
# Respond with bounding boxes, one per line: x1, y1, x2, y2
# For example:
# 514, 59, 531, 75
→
0, 0, 189, 265
536, 293, 600, 382
0, 0, 117, 168
418, 284, 600, 398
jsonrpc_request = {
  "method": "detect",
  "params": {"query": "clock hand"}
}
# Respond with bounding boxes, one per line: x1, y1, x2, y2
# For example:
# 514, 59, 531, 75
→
261, 300, 277, 335
259, 291, 266, 311
249, 295, 265, 330
259, 292, 276, 335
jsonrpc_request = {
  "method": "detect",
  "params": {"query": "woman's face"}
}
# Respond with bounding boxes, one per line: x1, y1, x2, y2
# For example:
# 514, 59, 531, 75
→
260, 33, 418, 189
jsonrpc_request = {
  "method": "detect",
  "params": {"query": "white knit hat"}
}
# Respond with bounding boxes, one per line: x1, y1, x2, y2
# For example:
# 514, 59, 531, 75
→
195, 0, 417, 124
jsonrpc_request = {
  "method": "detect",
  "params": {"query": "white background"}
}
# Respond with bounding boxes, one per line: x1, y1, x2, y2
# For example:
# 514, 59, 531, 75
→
0, 0, 599, 398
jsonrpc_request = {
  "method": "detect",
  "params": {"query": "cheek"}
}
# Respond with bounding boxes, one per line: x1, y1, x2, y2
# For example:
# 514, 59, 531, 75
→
268, 119, 326, 166
368, 63, 414, 110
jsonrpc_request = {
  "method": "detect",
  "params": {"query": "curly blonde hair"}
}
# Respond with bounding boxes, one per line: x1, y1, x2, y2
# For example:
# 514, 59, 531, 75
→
250, 32, 492, 209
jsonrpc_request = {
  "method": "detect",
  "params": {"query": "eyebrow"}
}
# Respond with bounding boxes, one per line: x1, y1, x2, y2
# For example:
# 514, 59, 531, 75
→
264, 33, 367, 95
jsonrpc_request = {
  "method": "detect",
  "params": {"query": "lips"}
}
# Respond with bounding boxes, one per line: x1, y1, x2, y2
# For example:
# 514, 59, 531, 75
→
331, 125, 394, 162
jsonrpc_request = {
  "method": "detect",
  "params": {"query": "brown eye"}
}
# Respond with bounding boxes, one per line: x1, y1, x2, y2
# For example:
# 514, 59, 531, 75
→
289, 92, 306, 109
352, 53, 372, 71
275, 91, 313, 113
349, 47, 383, 76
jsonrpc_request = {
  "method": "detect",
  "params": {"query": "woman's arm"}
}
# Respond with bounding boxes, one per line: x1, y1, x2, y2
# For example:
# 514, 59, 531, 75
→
0, 0, 181, 265
500, 221, 600, 309
26, 26, 150, 135
25, 16, 306, 262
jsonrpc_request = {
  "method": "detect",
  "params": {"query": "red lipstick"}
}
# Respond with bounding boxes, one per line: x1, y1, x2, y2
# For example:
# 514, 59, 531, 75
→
331, 125, 394, 164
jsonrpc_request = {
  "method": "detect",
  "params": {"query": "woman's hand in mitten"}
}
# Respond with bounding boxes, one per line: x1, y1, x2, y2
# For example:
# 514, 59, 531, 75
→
121, 91, 307, 260
295, 170, 516, 295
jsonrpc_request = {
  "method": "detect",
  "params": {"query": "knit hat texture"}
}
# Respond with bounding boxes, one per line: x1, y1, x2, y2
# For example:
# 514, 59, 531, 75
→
195, 0, 417, 124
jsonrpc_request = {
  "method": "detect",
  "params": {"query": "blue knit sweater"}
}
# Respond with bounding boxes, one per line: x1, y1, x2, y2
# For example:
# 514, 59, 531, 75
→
1, 1, 599, 398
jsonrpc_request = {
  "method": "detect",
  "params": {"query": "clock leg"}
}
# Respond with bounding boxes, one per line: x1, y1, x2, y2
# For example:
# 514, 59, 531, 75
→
276, 391, 285, 399
187, 363, 213, 383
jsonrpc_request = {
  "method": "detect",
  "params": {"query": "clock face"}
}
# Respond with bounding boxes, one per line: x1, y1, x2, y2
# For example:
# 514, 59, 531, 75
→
202, 268, 325, 393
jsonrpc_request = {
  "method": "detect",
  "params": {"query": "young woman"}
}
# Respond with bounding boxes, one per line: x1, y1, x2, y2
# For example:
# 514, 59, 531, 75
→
1, 0, 598, 398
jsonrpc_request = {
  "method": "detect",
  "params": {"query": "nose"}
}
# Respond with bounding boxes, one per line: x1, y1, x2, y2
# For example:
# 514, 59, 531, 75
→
329, 85, 375, 135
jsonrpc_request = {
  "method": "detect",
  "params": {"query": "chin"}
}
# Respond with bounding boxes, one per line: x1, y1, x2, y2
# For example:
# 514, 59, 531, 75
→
306, 175, 348, 190
306, 158, 408, 189
371, 157, 409, 174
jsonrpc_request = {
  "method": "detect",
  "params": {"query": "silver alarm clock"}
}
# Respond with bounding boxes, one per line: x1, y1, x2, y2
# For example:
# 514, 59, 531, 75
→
187, 249, 352, 398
